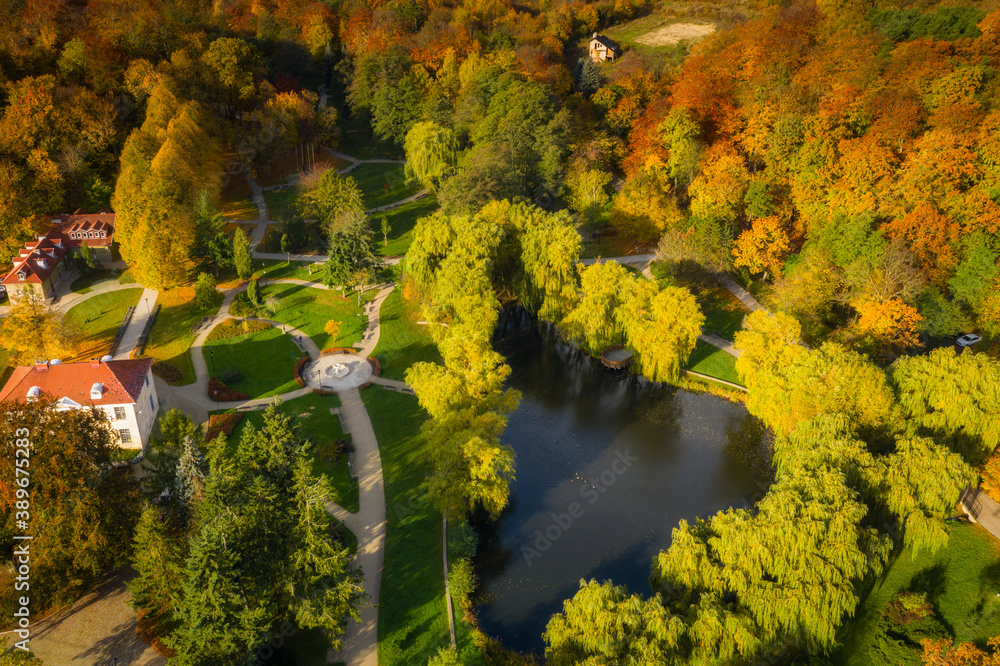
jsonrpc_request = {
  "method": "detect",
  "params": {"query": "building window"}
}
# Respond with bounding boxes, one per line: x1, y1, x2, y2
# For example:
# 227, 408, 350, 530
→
114, 406, 126, 421
150, 395, 155, 411
144, 374, 149, 387
118, 428, 132, 444
89, 232, 95, 238
100, 231, 106, 238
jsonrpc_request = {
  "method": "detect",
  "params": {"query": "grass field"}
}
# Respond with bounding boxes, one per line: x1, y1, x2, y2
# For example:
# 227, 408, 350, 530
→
837, 521, 1000, 665
349, 163, 420, 211
145, 285, 222, 385
264, 188, 298, 220
684, 339, 742, 386
224, 394, 359, 512
64, 288, 143, 361
375, 194, 438, 257
257, 260, 321, 282
362, 388, 453, 665
70, 271, 119, 294
372, 289, 441, 382
202, 324, 300, 399
0, 346, 14, 388
261, 283, 365, 350
220, 173, 258, 220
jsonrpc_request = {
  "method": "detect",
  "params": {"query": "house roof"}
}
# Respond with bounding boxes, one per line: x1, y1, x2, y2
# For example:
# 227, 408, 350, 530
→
1, 229, 70, 287
52, 209, 115, 248
591, 33, 620, 51
0, 358, 153, 407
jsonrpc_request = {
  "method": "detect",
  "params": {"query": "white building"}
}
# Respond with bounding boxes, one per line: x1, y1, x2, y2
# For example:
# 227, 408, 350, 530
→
0, 357, 159, 449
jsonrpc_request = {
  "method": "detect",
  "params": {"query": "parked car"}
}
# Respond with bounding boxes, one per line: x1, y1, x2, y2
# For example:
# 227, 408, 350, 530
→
956, 333, 982, 347
0, 285, 6, 302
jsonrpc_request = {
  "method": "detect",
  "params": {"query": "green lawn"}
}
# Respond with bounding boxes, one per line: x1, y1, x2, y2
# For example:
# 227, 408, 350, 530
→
374, 194, 438, 257
837, 522, 1000, 665
256, 260, 321, 282
363, 388, 453, 665
372, 288, 441, 382
146, 286, 222, 385
349, 163, 420, 211
70, 271, 121, 294
684, 339, 742, 386
224, 394, 359, 512
0, 346, 14, 388
263, 188, 298, 220
202, 324, 300, 399
64, 288, 143, 361
261, 283, 365, 351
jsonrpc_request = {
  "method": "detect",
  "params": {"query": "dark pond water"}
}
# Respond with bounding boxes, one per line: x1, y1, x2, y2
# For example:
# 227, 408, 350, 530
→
473, 323, 771, 656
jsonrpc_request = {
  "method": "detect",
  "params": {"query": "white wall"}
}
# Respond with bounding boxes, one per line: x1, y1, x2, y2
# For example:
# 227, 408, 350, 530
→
100, 368, 159, 449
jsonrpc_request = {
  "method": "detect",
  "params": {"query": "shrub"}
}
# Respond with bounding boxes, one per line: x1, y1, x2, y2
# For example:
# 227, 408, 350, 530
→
194, 272, 219, 310
206, 318, 270, 341
151, 361, 182, 383
293, 356, 310, 386
204, 412, 244, 442
207, 378, 249, 402
230, 292, 264, 317
219, 365, 243, 384
887, 591, 933, 625
448, 558, 475, 609
368, 356, 381, 375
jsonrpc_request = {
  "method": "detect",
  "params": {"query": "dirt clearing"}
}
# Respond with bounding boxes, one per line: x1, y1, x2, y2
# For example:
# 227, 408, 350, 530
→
636, 23, 716, 46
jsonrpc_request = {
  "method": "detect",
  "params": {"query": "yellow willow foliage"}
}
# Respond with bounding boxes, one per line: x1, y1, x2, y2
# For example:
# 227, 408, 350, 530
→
562, 261, 635, 355
621, 280, 703, 384
890, 346, 1000, 458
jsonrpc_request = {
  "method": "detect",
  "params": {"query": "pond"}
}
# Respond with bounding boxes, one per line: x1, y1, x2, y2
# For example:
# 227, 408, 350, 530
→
473, 324, 771, 656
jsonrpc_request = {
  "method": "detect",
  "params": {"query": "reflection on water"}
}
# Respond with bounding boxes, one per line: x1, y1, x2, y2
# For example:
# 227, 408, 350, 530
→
473, 324, 771, 655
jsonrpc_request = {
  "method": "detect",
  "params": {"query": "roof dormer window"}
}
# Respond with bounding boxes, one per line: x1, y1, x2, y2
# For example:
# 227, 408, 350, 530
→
90, 382, 103, 399
100, 231, 106, 238
17, 271, 26, 280
26, 386, 40, 401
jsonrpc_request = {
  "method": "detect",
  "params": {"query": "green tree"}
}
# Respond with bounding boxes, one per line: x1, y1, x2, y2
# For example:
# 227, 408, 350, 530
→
203, 37, 262, 120
175, 437, 206, 514
566, 167, 611, 229
166, 405, 363, 663
404, 121, 457, 192
233, 226, 253, 281
247, 277, 261, 305
191, 192, 233, 277
574, 57, 601, 96
75, 242, 100, 275
380, 217, 391, 246
281, 233, 291, 263
297, 168, 365, 234
621, 281, 704, 384
194, 272, 218, 310
890, 346, 1000, 460
545, 580, 683, 665
563, 261, 635, 355
321, 211, 377, 288
128, 505, 187, 627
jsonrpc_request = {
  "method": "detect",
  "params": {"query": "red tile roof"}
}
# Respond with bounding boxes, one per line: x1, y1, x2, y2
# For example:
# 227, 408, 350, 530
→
53, 210, 115, 248
0, 358, 153, 406
2, 230, 70, 287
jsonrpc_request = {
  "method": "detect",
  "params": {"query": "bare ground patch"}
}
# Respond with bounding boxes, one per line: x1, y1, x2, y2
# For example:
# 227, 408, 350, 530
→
636, 22, 716, 46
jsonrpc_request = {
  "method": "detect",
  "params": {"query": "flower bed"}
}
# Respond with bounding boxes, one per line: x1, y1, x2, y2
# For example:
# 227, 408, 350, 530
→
294, 356, 310, 387
321, 347, 356, 356
208, 378, 249, 402
204, 412, 244, 442
207, 318, 271, 342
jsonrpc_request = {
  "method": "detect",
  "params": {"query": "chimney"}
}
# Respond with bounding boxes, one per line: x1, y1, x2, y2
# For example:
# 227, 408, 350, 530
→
91, 358, 101, 368
34, 360, 48, 372
593, 32, 598, 38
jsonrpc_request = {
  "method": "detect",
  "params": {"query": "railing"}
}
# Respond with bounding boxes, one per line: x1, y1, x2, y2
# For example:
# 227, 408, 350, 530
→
961, 485, 983, 521
109, 306, 135, 357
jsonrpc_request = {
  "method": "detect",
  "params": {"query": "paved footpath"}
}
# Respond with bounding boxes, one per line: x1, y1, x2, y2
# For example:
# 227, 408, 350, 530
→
27, 569, 165, 665
324, 388, 387, 666
114, 287, 158, 359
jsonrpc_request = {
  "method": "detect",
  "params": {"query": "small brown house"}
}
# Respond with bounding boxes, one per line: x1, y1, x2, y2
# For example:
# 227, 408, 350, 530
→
589, 33, 620, 62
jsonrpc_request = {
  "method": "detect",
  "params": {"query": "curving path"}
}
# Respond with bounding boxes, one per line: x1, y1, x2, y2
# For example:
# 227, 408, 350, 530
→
156, 275, 396, 666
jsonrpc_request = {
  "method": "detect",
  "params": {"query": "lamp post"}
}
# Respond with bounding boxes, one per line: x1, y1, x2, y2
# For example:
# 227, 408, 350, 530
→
144, 296, 149, 316
209, 346, 216, 374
